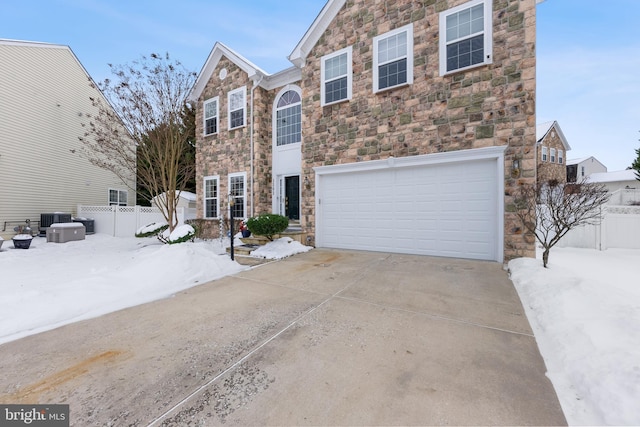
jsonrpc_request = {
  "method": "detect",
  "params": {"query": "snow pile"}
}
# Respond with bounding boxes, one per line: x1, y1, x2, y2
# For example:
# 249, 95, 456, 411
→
509, 247, 640, 426
0, 234, 247, 344
250, 237, 312, 259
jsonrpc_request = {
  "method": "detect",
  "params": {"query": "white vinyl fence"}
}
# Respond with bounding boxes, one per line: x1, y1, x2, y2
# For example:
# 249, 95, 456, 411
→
77, 205, 197, 237
555, 189, 640, 250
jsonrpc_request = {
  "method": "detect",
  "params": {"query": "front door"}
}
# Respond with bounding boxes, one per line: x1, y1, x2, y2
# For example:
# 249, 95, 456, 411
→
284, 175, 300, 220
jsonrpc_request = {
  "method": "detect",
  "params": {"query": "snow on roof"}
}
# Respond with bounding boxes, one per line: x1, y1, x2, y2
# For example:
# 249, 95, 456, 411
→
152, 191, 197, 202
566, 157, 590, 165
536, 120, 571, 150
587, 169, 638, 183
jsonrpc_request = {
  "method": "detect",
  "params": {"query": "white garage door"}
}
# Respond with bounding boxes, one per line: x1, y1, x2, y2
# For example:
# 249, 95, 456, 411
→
316, 149, 504, 261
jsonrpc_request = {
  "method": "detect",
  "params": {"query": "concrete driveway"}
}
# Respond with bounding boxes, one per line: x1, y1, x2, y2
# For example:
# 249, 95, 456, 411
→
0, 249, 566, 426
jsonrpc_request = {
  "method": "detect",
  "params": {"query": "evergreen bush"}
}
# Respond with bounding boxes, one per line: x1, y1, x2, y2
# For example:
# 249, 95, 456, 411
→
246, 214, 289, 241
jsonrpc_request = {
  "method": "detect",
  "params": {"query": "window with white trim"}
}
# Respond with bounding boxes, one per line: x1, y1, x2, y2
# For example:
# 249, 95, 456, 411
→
321, 46, 352, 105
228, 87, 246, 130
558, 150, 564, 165
550, 148, 556, 163
275, 89, 302, 146
373, 24, 413, 93
203, 176, 219, 218
541, 146, 548, 162
229, 172, 246, 219
203, 97, 218, 135
439, 0, 493, 75
581, 166, 585, 177
109, 189, 127, 206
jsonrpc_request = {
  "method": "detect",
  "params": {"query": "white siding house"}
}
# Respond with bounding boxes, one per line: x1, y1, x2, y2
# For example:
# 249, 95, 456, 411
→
0, 40, 135, 239
566, 156, 607, 182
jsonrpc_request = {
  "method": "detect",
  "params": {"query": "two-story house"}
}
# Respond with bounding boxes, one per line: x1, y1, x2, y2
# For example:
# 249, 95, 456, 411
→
190, 0, 537, 263
536, 120, 570, 182
0, 40, 135, 240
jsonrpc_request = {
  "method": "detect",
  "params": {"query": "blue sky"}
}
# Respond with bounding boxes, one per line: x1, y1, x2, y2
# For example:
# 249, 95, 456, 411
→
2, 0, 638, 171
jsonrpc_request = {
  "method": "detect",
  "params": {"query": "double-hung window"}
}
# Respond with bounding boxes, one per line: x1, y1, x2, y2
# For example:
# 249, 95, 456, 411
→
373, 24, 413, 93
541, 146, 548, 162
558, 150, 564, 165
550, 148, 556, 163
229, 172, 246, 219
439, 0, 493, 75
203, 176, 219, 218
321, 46, 352, 105
228, 87, 246, 130
109, 189, 127, 206
203, 97, 218, 135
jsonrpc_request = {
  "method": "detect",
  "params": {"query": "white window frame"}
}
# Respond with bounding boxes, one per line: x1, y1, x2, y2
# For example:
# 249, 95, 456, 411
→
228, 86, 246, 130
274, 86, 303, 146
550, 148, 556, 163
203, 97, 219, 136
439, 0, 493, 76
109, 188, 128, 206
321, 46, 352, 106
228, 172, 247, 219
373, 23, 414, 93
558, 149, 564, 165
203, 175, 220, 219
541, 146, 548, 162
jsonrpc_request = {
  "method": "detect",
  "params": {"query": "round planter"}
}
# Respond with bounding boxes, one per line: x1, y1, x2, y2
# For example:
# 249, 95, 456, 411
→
241, 229, 251, 238
13, 237, 33, 249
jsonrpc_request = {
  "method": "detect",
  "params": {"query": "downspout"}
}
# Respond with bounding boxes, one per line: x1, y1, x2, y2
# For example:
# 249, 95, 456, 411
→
250, 74, 264, 218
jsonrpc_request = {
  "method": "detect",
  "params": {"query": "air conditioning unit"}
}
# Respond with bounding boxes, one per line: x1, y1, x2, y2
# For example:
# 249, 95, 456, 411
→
39, 212, 72, 236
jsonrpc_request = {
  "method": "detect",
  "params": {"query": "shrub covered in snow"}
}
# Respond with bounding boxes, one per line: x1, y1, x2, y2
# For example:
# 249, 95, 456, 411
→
246, 214, 288, 241
135, 222, 168, 238
160, 224, 196, 244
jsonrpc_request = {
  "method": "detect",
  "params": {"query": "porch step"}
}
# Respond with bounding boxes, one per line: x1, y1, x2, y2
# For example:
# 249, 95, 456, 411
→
240, 230, 308, 246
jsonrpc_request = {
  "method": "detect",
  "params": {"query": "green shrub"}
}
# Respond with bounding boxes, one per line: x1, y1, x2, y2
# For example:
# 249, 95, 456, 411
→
136, 222, 168, 238
246, 214, 289, 241
165, 224, 196, 244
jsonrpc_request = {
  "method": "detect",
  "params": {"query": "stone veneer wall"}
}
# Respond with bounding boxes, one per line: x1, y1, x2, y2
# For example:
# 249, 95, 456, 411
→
194, 58, 278, 238
537, 130, 567, 183
299, 0, 537, 260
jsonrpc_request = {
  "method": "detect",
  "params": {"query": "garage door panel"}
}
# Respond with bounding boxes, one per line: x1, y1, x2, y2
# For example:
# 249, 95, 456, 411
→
318, 158, 499, 261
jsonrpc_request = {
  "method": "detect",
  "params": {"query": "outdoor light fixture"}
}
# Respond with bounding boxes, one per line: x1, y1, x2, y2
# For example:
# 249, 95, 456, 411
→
512, 159, 521, 178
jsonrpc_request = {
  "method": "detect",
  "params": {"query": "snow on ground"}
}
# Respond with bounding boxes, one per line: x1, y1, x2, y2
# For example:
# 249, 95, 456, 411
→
509, 247, 640, 426
0, 233, 310, 345
1, 233, 638, 425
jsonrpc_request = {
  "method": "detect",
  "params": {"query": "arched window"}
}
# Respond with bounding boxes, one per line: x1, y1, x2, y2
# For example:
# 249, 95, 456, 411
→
275, 90, 301, 146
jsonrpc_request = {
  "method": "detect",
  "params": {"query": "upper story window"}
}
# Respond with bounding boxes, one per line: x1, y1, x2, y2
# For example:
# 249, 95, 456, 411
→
228, 86, 246, 130
275, 89, 302, 146
550, 148, 556, 163
558, 150, 564, 165
321, 46, 352, 105
203, 97, 218, 136
109, 189, 127, 206
229, 172, 246, 219
581, 166, 585, 178
439, 0, 493, 75
541, 146, 548, 162
373, 24, 413, 93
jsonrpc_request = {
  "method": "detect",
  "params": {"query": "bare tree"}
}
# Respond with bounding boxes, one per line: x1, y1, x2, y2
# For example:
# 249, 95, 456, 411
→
514, 179, 610, 267
79, 53, 196, 236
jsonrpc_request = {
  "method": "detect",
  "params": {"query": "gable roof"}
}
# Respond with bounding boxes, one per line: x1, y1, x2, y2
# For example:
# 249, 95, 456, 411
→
188, 42, 302, 102
566, 156, 606, 169
536, 120, 571, 150
288, 0, 346, 67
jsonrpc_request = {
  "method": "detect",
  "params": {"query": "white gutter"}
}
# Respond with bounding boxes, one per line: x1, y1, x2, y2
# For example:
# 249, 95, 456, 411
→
250, 74, 264, 217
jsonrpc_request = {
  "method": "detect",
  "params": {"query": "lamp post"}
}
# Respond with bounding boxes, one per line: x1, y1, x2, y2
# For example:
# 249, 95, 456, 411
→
229, 194, 235, 261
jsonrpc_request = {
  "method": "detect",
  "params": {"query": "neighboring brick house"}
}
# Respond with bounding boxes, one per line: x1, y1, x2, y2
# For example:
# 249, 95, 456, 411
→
190, 0, 538, 263
535, 120, 570, 182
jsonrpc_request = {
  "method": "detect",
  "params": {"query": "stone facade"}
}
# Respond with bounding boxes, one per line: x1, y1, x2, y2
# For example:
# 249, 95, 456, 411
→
192, 0, 537, 261
537, 125, 568, 183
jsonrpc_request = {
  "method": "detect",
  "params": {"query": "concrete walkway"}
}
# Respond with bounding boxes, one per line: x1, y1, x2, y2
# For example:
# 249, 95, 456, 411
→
0, 249, 566, 426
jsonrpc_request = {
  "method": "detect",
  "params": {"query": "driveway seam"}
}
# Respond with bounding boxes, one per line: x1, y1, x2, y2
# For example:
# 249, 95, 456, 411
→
147, 253, 385, 426
333, 294, 535, 337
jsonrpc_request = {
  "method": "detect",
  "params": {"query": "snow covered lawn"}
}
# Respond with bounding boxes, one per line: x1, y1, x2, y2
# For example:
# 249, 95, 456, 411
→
0, 234, 309, 346
509, 247, 640, 426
